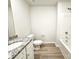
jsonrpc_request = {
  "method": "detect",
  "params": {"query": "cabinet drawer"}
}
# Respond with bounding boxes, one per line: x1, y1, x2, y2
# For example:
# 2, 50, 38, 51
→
14, 48, 26, 59
26, 40, 34, 59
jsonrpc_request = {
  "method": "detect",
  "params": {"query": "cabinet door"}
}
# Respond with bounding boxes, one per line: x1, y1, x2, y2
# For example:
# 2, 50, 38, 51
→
14, 48, 26, 59
26, 40, 34, 59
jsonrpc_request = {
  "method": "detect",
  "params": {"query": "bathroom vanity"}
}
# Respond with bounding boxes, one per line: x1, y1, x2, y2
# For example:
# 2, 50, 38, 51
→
8, 38, 34, 59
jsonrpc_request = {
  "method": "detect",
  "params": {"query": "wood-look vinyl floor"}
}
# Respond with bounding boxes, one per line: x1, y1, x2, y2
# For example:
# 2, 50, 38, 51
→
34, 43, 64, 59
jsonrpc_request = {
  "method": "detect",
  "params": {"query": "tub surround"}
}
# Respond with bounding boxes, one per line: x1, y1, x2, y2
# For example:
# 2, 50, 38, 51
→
56, 1, 71, 59
8, 38, 32, 59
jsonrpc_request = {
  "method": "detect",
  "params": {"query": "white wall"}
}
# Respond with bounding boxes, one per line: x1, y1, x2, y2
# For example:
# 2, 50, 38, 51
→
10, 0, 32, 38
8, 7, 15, 37
56, 0, 71, 59
30, 6, 57, 42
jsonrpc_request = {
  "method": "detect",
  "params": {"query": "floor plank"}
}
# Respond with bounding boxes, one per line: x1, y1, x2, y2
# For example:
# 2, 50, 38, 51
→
34, 43, 64, 59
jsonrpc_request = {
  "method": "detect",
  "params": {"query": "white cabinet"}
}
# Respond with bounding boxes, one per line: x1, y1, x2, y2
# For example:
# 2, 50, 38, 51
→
26, 40, 34, 59
14, 48, 26, 59
14, 40, 34, 59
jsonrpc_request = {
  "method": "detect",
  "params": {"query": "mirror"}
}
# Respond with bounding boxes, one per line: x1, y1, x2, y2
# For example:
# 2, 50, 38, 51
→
8, 0, 17, 40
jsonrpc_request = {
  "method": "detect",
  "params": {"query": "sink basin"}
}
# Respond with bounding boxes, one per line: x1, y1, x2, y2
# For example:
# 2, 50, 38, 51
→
8, 42, 24, 51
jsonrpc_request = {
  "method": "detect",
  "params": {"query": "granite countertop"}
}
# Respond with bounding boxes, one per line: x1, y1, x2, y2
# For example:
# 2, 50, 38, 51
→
8, 37, 32, 59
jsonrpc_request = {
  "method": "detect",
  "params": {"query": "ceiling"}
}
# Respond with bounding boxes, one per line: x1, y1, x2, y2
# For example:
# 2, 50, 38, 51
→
25, 0, 58, 6
8, 0, 71, 6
